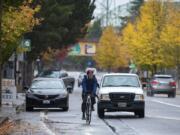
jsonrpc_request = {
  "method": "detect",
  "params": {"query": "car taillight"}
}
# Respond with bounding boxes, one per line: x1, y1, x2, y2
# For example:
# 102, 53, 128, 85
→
169, 82, 176, 86
151, 80, 159, 85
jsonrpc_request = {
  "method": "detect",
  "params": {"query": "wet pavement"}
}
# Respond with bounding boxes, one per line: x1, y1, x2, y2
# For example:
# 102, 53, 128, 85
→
5, 72, 180, 135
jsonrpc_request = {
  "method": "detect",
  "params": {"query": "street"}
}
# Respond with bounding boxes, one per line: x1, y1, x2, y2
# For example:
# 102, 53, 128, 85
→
0, 0, 179, 135
10, 72, 180, 135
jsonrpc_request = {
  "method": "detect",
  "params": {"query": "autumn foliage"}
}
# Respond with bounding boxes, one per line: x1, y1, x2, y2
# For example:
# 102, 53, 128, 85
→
95, 0, 180, 73
0, 1, 40, 64
94, 26, 129, 71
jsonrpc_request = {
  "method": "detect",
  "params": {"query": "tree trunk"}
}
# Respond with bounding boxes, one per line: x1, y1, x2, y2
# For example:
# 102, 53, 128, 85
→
26, 61, 33, 86
0, 64, 2, 107
153, 65, 157, 75
0, 0, 3, 107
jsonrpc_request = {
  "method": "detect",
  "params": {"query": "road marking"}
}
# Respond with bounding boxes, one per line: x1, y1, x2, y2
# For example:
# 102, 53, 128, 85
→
41, 122, 56, 135
147, 115, 180, 121
40, 111, 56, 135
150, 99, 180, 108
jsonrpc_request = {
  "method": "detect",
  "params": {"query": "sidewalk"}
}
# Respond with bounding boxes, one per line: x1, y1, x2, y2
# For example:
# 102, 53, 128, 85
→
0, 93, 25, 126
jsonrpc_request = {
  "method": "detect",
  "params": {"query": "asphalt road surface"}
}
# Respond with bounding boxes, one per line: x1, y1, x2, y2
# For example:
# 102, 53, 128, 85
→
11, 72, 180, 135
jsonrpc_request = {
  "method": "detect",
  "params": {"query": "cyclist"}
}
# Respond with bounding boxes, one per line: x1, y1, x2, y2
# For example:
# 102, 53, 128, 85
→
81, 69, 98, 120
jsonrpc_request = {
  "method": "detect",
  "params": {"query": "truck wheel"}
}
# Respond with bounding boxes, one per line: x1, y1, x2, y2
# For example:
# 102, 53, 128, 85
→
135, 110, 145, 118
26, 106, 33, 111
98, 108, 104, 118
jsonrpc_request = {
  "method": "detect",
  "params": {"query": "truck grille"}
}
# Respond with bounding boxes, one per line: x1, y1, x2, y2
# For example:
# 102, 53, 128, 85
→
34, 94, 59, 100
109, 93, 135, 102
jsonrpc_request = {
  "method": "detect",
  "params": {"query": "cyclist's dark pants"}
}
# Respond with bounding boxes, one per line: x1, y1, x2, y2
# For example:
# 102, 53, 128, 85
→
81, 92, 95, 113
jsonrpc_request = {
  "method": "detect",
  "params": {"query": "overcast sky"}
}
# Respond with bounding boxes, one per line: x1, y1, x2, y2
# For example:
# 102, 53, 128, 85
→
94, 0, 130, 16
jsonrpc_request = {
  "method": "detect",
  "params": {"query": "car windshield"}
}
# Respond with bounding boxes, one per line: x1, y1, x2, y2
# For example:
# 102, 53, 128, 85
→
38, 71, 60, 78
31, 80, 64, 89
102, 75, 140, 87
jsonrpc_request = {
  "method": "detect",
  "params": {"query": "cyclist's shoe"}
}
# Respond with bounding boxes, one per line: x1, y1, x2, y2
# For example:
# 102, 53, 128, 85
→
82, 113, 85, 120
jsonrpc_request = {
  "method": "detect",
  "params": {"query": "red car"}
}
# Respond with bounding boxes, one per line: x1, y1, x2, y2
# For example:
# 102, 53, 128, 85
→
147, 75, 176, 98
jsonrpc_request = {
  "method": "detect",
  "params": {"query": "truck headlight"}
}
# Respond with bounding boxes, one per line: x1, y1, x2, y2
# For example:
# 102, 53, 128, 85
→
100, 94, 110, 101
134, 94, 144, 101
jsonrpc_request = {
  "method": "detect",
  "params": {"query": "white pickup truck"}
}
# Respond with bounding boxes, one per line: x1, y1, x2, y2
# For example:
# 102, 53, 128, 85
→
97, 73, 145, 118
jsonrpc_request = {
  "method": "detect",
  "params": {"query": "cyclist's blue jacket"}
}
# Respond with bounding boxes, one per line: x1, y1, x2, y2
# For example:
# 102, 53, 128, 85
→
82, 75, 98, 95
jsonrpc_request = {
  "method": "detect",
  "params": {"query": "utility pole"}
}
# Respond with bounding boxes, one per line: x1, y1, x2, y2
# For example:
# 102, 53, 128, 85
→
98, 0, 114, 26
106, 0, 110, 26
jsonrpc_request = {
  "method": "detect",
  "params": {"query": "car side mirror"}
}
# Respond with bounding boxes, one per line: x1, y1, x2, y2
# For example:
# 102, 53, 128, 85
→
67, 85, 73, 93
24, 86, 29, 91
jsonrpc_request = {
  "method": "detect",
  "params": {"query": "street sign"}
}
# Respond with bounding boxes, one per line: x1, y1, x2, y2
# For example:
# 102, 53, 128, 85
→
21, 39, 31, 51
129, 63, 136, 69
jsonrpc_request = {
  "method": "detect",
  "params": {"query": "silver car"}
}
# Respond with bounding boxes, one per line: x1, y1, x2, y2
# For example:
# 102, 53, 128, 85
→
147, 75, 176, 98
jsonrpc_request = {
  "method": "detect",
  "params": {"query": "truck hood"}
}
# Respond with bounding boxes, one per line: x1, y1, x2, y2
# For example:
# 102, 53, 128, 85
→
99, 87, 143, 95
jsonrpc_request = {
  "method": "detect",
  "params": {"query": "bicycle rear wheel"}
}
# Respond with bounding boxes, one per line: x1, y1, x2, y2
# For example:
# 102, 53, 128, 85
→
86, 96, 92, 125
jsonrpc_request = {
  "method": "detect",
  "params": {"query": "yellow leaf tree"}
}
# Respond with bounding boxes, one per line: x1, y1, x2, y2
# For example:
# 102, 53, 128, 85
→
123, 0, 169, 73
1, 1, 40, 65
160, 2, 180, 72
94, 26, 128, 71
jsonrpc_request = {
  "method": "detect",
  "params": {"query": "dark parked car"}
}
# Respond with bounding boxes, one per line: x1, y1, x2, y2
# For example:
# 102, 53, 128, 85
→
38, 70, 75, 93
147, 74, 176, 98
78, 72, 85, 87
26, 78, 69, 111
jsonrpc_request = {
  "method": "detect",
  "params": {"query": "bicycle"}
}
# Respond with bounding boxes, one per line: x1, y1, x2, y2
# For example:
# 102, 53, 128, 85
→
85, 94, 99, 125
85, 93, 92, 125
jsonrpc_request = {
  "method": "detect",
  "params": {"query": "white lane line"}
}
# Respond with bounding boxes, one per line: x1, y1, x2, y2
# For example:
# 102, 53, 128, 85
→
146, 115, 180, 121
150, 99, 180, 108
40, 111, 56, 135
41, 122, 56, 135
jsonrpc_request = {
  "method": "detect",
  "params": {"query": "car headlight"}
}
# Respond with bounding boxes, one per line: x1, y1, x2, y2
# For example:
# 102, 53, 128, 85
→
100, 94, 110, 101
57, 93, 67, 98
134, 94, 144, 101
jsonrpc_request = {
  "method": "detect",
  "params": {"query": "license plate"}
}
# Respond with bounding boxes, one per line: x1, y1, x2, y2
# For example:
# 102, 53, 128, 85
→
118, 102, 127, 107
43, 100, 50, 104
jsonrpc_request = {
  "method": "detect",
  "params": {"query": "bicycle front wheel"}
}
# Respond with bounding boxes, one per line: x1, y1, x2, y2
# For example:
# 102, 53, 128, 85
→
86, 96, 92, 125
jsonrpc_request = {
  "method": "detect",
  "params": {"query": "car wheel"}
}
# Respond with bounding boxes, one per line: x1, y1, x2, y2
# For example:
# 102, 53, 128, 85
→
150, 90, 154, 97
135, 110, 145, 118
26, 106, 33, 111
147, 91, 150, 96
62, 98, 69, 111
168, 92, 176, 98
97, 108, 104, 118
172, 92, 176, 98
62, 107, 69, 111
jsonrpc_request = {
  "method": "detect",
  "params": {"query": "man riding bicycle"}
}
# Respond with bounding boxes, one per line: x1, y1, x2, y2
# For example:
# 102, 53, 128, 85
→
81, 69, 98, 120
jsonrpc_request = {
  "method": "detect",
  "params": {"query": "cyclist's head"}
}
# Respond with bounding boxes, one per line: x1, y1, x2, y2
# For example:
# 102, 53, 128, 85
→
86, 69, 94, 78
